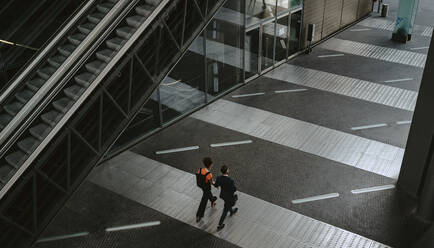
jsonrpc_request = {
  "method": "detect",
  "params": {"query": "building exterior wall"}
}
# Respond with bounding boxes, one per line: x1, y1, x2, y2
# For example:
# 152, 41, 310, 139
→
323, 0, 344, 37
302, 0, 373, 47
341, 0, 359, 27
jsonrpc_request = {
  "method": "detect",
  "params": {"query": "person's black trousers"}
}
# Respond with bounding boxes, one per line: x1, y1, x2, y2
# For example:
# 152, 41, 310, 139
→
196, 188, 216, 218
218, 200, 235, 225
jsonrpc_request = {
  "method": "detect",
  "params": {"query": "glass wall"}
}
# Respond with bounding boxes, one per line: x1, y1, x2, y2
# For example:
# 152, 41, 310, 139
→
244, 0, 303, 77
111, 0, 303, 152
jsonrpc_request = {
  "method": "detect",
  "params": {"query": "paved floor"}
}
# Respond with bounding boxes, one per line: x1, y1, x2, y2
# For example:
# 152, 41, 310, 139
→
36, 1, 432, 248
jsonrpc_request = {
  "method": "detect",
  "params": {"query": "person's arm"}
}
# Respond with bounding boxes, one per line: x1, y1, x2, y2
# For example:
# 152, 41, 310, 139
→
213, 176, 220, 188
230, 179, 236, 193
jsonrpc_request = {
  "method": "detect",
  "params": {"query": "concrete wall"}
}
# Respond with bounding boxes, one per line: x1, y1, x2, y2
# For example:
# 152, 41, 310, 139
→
302, 0, 373, 47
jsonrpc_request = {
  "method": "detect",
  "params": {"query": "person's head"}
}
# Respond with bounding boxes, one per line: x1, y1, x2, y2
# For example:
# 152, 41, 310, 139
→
203, 157, 213, 169
220, 165, 229, 175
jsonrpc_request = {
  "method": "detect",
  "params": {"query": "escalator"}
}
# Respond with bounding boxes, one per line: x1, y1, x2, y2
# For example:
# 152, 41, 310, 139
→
0, 0, 130, 140
0, 0, 226, 247
0, 0, 88, 88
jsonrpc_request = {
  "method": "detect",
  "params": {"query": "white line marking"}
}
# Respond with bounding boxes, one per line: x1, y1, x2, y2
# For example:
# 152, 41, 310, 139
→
410, 46, 429, 50
349, 28, 371, 32
155, 146, 199, 155
317, 54, 345, 58
351, 185, 395, 194
232, 92, 265, 98
396, 120, 412, 125
274, 89, 308, 94
384, 78, 413, 83
292, 193, 340, 204
36, 232, 89, 243
106, 221, 161, 232
351, 123, 388, 130
210, 140, 253, 147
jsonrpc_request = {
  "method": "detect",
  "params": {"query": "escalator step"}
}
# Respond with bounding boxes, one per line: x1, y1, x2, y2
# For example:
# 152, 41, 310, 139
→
53, 97, 74, 114
106, 37, 126, 51
15, 89, 35, 104
0, 114, 13, 130
85, 60, 107, 74
96, 49, 117, 63
17, 137, 40, 155
29, 123, 52, 141
146, 0, 161, 6
126, 15, 146, 28
87, 12, 105, 24
5, 150, 28, 169
74, 72, 96, 87
97, 2, 115, 14
58, 44, 77, 57
37, 66, 57, 80
78, 22, 96, 35
68, 33, 86, 46
108, 0, 120, 3
26, 78, 45, 92
41, 110, 63, 127
116, 26, 136, 39
47, 55, 67, 68
135, 5, 153, 16
0, 164, 15, 184
4, 101, 23, 116
64, 85, 85, 100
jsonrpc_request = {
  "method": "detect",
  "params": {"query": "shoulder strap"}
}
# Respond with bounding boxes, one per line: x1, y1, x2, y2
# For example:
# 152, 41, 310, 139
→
204, 171, 210, 176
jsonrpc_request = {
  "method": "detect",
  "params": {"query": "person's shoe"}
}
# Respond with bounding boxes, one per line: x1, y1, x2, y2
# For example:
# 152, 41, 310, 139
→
230, 208, 238, 217
211, 198, 217, 208
196, 216, 201, 223
217, 224, 225, 231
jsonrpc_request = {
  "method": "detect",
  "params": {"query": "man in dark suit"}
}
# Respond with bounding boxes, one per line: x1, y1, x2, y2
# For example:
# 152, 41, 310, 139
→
214, 165, 238, 230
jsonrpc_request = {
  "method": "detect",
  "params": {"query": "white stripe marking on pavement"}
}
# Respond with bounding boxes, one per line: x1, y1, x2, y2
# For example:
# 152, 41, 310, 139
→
156, 146, 199, 155
274, 89, 308, 94
351, 185, 395, 194
349, 28, 371, 32
351, 123, 388, 130
36, 232, 90, 243
210, 140, 253, 147
396, 120, 412, 125
410, 46, 429, 50
317, 54, 345, 58
106, 221, 161, 232
384, 78, 413, 83
232, 92, 266, 98
291, 193, 340, 204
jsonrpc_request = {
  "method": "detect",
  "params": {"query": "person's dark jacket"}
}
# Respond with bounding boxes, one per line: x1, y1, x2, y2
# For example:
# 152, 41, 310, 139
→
215, 175, 236, 202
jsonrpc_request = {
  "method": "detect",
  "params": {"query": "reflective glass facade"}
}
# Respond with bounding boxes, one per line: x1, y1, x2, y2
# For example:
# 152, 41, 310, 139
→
112, 0, 304, 152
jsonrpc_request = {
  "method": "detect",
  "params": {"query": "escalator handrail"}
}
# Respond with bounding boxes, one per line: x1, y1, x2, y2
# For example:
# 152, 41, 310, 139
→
0, 0, 133, 153
0, 0, 172, 200
0, 0, 97, 104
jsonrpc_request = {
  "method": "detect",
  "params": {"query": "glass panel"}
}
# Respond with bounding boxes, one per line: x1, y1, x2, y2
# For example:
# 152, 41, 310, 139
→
115, 90, 160, 148
275, 15, 289, 62
276, 0, 290, 14
161, 49, 206, 122
261, 21, 275, 71
246, 0, 277, 26
290, 0, 302, 8
0, 218, 32, 247
35, 172, 64, 229
205, 0, 244, 97
289, 10, 301, 55
245, 27, 260, 78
